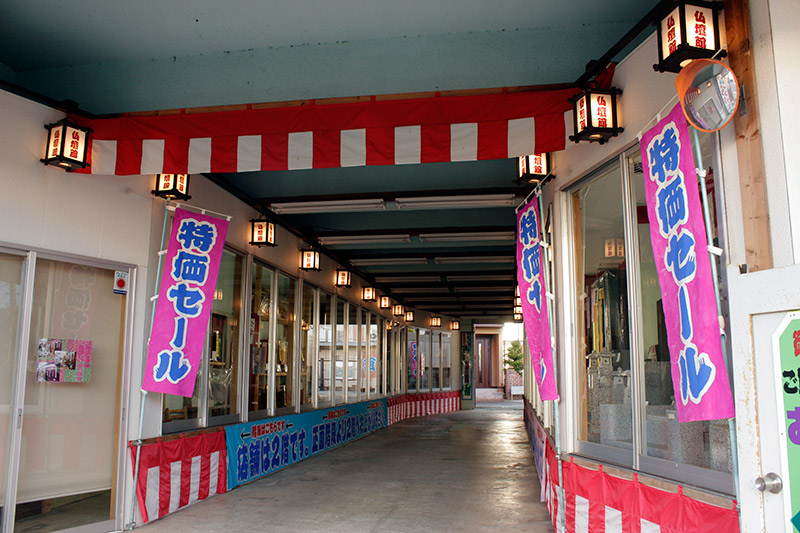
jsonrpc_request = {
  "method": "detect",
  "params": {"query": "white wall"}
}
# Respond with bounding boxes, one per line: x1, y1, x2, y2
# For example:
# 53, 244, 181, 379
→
0, 88, 157, 529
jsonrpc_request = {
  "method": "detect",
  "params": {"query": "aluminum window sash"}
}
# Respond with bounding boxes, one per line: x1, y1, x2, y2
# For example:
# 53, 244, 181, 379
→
574, 441, 635, 469
2, 251, 36, 533
238, 255, 253, 422
621, 148, 646, 470
268, 269, 278, 416
293, 278, 302, 413
312, 287, 320, 409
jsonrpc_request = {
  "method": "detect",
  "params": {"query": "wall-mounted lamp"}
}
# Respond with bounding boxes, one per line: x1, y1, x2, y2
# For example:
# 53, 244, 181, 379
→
300, 249, 321, 271
451, 320, 460, 331
515, 296, 522, 307
362, 286, 377, 302
514, 313, 523, 322
514, 305, 523, 315
393, 304, 405, 317
655, 1, 723, 73
518, 153, 551, 183
152, 174, 191, 201
405, 310, 415, 322
42, 118, 91, 171
335, 269, 352, 288
379, 296, 392, 309
430, 316, 442, 328
249, 219, 276, 247
569, 88, 623, 144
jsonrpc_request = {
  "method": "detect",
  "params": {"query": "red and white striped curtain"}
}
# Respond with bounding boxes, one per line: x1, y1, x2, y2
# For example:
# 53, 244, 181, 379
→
76, 88, 576, 175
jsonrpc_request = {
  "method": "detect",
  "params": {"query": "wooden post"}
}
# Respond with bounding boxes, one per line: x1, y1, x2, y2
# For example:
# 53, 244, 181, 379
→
724, 0, 773, 271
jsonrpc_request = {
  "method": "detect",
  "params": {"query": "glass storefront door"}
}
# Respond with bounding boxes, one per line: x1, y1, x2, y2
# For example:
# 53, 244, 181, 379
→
0, 251, 25, 529
3, 253, 130, 533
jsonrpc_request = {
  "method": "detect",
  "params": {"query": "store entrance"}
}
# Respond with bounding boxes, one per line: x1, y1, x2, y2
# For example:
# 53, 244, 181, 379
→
476, 335, 493, 388
2, 253, 128, 533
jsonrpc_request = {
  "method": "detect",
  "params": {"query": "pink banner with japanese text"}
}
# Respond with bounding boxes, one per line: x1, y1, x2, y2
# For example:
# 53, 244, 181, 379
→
516, 198, 558, 400
640, 104, 734, 422
142, 208, 229, 397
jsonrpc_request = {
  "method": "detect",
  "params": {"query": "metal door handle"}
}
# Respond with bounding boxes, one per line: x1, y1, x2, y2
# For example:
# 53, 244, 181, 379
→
755, 472, 783, 494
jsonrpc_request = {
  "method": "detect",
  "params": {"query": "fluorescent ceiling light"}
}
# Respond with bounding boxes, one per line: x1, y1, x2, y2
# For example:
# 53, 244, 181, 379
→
350, 257, 429, 266
403, 297, 458, 302
375, 276, 442, 283
434, 256, 514, 264
418, 231, 515, 242
453, 286, 511, 292
392, 287, 449, 294
318, 234, 411, 245
395, 194, 516, 209
447, 275, 514, 281
270, 198, 385, 214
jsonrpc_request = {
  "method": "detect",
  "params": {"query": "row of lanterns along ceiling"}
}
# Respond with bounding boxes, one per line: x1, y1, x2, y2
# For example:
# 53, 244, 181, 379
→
38, 1, 731, 324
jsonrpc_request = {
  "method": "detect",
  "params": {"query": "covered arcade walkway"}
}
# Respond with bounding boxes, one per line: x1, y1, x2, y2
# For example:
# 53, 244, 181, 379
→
140, 403, 552, 532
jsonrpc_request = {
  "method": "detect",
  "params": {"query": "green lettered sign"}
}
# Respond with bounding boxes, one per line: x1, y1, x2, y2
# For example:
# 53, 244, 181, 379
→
775, 312, 800, 530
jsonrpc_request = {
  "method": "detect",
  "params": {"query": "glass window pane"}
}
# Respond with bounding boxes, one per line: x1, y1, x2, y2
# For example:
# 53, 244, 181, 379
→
374, 318, 382, 395
248, 262, 272, 414
369, 315, 379, 395
573, 160, 633, 452
381, 321, 396, 394
209, 249, 242, 419
407, 327, 417, 392
348, 304, 359, 399
632, 141, 731, 473
442, 333, 451, 389
432, 330, 441, 389
318, 292, 332, 406
335, 300, 345, 403
300, 284, 314, 408
275, 273, 296, 410
0, 252, 25, 506
419, 329, 430, 391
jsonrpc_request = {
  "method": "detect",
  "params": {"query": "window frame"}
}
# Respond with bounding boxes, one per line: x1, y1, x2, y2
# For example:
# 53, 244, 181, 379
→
563, 141, 735, 494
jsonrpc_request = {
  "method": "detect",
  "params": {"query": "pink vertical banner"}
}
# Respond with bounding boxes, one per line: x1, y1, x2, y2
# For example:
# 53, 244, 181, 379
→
516, 198, 558, 400
640, 104, 734, 422
142, 208, 229, 397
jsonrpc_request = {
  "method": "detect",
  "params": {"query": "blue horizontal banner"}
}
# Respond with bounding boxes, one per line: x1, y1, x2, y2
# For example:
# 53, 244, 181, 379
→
225, 399, 387, 489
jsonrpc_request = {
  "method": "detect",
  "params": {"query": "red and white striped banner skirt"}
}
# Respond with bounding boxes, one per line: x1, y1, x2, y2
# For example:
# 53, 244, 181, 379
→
129, 430, 228, 524
77, 89, 575, 175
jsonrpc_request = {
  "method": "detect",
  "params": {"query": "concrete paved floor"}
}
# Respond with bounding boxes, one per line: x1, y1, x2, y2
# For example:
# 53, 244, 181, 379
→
140, 401, 554, 532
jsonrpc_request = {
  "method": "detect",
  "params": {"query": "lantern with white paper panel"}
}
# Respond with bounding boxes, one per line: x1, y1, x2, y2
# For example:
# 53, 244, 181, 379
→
514, 313, 523, 322
249, 219, 276, 247
379, 296, 392, 309
152, 174, 191, 200
654, 1, 723, 73
362, 286, 377, 302
42, 118, 91, 171
405, 311, 415, 322
451, 320, 460, 331
300, 249, 321, 271
430, 316, 442, 328
569, 88, 623, 144
392, 304, 405, 317
334, 269, 352, 288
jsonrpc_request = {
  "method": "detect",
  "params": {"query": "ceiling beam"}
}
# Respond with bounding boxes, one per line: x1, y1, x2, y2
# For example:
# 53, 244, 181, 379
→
256, 186, 529, 205
372, 268, 514, 278
313, 225, 515, 237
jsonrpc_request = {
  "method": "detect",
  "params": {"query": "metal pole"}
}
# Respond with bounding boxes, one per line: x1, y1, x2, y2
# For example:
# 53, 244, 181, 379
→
126, 199, 171, 530
690, 128, 741, 517
536, 188, 566, 533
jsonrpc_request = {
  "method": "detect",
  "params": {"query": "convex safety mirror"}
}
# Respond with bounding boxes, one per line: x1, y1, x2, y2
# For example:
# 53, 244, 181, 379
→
675, 58, 739, 132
